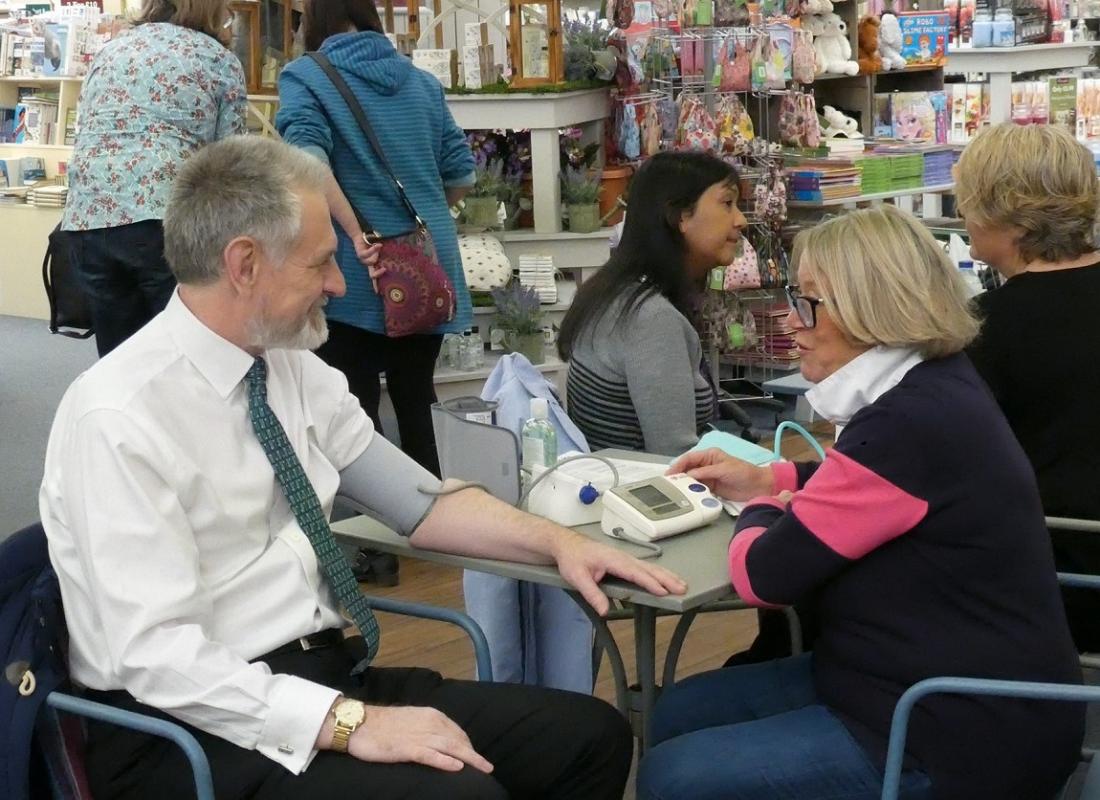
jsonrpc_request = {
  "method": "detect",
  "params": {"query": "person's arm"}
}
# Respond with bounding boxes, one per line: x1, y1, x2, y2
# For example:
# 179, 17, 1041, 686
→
212, 52, 248, 139
57, 409, 339, 774
668, 449, 820, 498
620, 301, 710, 456
434, 81, 475, 202
727, 406, 929, 607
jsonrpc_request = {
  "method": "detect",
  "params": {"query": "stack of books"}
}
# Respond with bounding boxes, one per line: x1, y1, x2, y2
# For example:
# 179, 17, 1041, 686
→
823, 138, 865, 158
921, 147, 954, 186
517, 254, 556, 304
750, 304, 799, 366
858, 156, 893, 196
26, 183, 67, 208
785, 160, 861, 203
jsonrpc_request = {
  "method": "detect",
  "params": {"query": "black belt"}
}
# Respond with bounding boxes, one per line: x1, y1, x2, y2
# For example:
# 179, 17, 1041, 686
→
261, 628, 347, 661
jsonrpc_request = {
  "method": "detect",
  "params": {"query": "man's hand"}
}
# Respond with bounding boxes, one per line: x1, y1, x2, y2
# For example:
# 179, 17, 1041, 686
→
667, 448, 774, 502
551, 531, 687, 615
347, 705, 494, 773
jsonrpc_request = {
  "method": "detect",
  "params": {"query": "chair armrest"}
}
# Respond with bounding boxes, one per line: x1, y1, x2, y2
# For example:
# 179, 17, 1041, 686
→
1047, 517, 1100, 534
882, 677, 1100, 800
47, 691, 214, 800
366, 596, 493, 681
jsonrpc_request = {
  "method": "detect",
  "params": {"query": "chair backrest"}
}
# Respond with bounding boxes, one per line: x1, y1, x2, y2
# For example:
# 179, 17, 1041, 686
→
1, 522, 88, 800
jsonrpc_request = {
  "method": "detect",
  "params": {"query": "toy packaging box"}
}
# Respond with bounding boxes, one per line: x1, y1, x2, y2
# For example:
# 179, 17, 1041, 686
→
878, 91, 948, 143
898, 12, 950, 66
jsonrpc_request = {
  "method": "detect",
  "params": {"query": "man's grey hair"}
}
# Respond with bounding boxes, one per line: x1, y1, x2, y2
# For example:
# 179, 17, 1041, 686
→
164, 136, 330, 286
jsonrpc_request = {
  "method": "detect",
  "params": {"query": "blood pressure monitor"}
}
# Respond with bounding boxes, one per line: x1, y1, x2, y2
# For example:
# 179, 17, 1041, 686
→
600, 473, 724, 542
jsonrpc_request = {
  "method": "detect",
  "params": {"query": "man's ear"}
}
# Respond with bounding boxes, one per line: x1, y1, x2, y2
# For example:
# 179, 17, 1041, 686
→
223, 236, 260, 296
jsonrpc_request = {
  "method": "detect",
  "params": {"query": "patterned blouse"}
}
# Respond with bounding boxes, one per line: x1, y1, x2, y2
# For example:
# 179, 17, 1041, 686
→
62, 24, 247, 231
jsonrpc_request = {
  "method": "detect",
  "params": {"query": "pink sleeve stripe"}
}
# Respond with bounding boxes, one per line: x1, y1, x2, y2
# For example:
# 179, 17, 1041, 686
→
744, 496, 787, 512
771, 461, 799, 493
790, 450, 928, 560
728, 526, 783, 608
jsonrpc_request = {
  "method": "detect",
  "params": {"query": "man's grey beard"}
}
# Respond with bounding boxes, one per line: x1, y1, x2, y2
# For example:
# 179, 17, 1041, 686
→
248, 301, 329, 351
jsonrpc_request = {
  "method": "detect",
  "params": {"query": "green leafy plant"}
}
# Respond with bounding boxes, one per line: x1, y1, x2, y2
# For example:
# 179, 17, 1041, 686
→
560, 166, 602, 205
469, 159, 505, 199
491, 280, 544, 335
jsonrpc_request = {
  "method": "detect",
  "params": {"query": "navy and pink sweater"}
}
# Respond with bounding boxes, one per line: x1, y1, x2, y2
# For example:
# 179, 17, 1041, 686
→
732, 353, 1084, 800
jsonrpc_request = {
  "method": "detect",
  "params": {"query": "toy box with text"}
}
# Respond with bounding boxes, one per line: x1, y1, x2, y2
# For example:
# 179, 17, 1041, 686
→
898, 12, 950, 67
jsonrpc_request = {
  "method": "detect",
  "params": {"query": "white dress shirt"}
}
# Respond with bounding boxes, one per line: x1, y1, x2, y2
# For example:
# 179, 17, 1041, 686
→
39, 292, 374, 774
805, 345, 925, 434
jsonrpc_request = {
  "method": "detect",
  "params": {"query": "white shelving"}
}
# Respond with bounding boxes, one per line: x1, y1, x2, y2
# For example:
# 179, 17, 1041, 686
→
447, 89, 610, 234
945, 42, 1096, 123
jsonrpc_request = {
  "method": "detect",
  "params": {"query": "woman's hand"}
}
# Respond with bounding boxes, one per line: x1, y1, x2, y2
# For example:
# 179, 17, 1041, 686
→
352, 236, 385, 293
667, 448, 775, 502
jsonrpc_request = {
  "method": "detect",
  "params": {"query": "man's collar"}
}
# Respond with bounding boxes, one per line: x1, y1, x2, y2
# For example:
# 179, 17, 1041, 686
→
164, 291, 257, 399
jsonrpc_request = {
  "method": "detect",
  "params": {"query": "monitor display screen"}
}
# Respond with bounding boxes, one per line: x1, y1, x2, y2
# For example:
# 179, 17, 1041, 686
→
629, 483, 673, 508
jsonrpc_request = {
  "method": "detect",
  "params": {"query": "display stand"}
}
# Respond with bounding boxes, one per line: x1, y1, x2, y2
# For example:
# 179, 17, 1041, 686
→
944, 42, 1095, 123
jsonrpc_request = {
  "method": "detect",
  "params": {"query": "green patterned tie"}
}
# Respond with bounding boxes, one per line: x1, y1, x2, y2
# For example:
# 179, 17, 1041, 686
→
246, 356, 380, 666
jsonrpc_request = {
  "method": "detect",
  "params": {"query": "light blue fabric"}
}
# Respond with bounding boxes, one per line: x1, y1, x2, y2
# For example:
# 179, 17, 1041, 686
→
462, 354, 594, 693
276, 32, 475, 335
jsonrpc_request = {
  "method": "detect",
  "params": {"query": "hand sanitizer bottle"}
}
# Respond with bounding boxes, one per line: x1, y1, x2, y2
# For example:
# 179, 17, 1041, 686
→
521, 397, 557, 476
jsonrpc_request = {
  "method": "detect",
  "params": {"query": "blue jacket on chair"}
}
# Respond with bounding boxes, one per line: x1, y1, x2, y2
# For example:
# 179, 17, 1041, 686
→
1, 524, 69, 800
464, 354, 595, 694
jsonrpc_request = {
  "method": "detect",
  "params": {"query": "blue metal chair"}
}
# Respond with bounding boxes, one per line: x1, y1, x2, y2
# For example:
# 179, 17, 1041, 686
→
5, 522, 493, 800
882, 564, 1100, 800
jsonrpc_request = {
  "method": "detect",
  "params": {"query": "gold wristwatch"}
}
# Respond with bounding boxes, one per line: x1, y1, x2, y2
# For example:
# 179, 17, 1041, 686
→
330, 698, 366, 753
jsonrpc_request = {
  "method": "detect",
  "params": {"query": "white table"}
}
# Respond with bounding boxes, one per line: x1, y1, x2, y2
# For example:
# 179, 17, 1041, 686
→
332, 450, 770, 750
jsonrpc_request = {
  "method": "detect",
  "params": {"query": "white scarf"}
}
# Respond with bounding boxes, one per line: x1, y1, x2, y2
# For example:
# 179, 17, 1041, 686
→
805, 345, 924, 433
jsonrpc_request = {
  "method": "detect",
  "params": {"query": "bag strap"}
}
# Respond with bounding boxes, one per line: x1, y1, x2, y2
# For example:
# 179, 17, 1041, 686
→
306, 51, 425, 239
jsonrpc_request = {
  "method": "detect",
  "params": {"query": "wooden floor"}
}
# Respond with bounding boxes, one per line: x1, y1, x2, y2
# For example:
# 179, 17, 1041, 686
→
361, 423, 836, 795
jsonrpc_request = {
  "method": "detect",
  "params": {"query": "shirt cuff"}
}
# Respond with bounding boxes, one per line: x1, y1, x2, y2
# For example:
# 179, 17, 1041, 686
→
770, 461, 799, 494
444, 170, 476, 188
255, 675, 340, 774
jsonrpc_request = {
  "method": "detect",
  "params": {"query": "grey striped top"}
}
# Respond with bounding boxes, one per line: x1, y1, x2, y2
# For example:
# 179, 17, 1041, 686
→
565, 288, 716, 457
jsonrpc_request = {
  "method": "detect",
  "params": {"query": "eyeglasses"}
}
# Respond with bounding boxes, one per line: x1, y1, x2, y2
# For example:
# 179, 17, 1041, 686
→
784, 284, 826, 329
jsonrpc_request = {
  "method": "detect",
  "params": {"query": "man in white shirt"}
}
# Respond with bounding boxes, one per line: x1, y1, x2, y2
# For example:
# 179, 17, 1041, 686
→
39, 136, 687, 800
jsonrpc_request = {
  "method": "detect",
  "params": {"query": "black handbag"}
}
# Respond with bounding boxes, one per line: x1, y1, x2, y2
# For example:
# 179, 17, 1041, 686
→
41, 223, 93, 339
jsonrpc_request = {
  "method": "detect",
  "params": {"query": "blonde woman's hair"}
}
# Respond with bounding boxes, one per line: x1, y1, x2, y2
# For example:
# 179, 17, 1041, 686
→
135, 0, 231, 43
792, 205, 979, 358
954, 123, 1099, 263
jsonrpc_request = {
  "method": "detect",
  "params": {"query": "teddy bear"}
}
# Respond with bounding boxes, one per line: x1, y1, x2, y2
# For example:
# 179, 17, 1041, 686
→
821, 105, 863, 138
809, 12, 860, 76
857, 15, 882, 74
878, 12, 907, 71
799, 0, 833, 15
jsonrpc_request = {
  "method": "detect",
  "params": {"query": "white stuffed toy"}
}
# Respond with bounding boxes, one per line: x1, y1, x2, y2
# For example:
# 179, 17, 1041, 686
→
810, 12, 860, 76
799, 0, 833, 15
878, 12, 907, 70
821, 105, 863, 138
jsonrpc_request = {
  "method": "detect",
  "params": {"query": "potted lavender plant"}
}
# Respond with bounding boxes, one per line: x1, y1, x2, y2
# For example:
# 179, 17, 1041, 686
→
561, 166, 602, 233
462, 160, 504, 230
491, 281, 545, 364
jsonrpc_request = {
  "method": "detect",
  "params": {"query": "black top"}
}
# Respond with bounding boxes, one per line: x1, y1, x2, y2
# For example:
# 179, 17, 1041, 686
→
966, 263, 1100, 520
734, 354, 1084, 800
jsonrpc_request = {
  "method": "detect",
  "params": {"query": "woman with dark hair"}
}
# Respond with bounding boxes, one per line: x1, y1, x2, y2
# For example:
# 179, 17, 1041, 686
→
277, 0, 475, 479
558, 151, 746, 456
61, 0, 247, 356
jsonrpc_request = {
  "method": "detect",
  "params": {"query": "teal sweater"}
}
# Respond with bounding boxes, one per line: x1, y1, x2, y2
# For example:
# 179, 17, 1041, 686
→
277, 32, 475, 334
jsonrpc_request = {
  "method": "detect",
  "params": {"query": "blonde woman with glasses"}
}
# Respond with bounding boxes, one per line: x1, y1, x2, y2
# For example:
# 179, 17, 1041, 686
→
958, 122, 1100, 656
637, 204, 1084, 800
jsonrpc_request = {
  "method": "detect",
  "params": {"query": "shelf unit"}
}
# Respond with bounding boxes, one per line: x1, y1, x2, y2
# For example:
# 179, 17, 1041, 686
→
787, 182, 955, 209
0, 76, 83, 176
944, 42, 1096, 123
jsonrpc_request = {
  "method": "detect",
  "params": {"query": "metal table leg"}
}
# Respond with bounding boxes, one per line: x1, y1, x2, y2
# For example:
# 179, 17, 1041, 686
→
565, 591, 630, 719
633, 604, 658, 752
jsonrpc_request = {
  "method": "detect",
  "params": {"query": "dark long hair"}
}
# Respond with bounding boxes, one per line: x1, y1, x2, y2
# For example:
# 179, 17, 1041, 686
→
303, 0, 384, 51
558, 151, 738, 360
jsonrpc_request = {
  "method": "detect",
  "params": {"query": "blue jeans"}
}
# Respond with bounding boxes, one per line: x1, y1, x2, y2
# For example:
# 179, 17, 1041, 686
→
66, 220, 176, 357
636, 654, 933, 800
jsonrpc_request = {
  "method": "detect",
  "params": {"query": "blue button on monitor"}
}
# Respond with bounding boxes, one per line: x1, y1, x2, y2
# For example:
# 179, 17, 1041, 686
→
688, 483, 707, 493
701, 498, 720, 508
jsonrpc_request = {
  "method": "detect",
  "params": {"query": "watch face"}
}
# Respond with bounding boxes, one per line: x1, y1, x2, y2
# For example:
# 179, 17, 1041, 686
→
335, 700, 366, 727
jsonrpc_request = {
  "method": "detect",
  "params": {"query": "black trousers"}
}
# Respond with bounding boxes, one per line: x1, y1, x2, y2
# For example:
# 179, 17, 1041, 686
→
84, 638, 633, 800
66, 220, 177, 358
315, 320, 444, 477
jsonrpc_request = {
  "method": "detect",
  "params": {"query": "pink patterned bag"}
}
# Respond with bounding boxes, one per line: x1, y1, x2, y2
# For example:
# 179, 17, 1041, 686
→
723, 237, 761, 291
